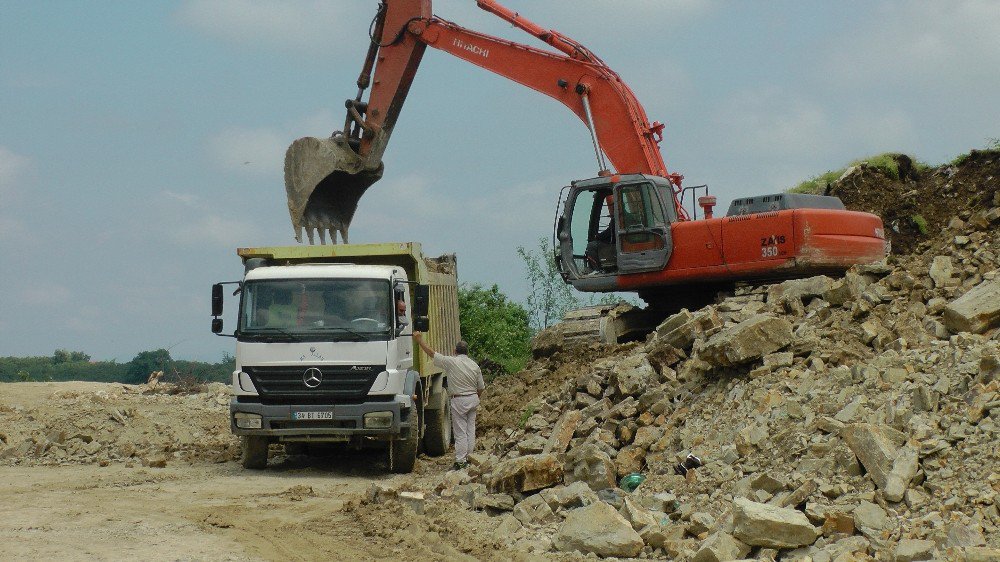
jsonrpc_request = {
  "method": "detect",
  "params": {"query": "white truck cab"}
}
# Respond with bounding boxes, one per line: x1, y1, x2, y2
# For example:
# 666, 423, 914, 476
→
212, 243, 460, 473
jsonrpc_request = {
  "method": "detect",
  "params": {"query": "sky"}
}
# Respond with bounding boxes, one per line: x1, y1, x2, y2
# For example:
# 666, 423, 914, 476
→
2, 1, 999, 363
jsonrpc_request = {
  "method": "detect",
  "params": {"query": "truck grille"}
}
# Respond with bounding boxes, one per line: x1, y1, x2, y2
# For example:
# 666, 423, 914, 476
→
243, 365, 385, 405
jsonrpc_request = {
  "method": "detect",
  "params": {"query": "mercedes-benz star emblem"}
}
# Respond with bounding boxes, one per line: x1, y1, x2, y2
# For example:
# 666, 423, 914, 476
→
302, 367, 323, 389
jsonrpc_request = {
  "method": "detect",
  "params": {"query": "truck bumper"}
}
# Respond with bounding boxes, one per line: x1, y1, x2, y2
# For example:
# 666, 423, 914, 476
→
229, 397, 414, 440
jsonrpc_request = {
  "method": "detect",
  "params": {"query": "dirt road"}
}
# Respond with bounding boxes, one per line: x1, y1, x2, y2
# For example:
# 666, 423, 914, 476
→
0, 453, 421, 561
0, 382, 497, 561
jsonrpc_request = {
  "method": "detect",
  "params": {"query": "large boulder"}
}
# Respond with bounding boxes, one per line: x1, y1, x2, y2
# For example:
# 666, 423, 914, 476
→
894, 539, 936, 562
489, 453, 563, 494
612, 354, 656, 396
553, 501, 644, 558
767, 275, 835, 304
732, 497, 819, 549
654, 308, 722, 350
853, 501, 891, 540
883, 444, 920, 503
823, 272, 871, 307
543, 410, 582, 455
564, 443, 617, 492
928, 256, 955, 288
943, 280, 1000, 334
539, 481, 599, 512
699, 314, 794, 367
512, 493, 560, 526
842, 423, 902, 490
692, 531, 751, 562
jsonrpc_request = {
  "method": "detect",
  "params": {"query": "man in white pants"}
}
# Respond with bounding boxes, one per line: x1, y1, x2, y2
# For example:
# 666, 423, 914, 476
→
413, 332, 485, 470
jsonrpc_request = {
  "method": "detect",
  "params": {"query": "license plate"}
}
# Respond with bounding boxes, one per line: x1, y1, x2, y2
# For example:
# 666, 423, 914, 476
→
293, 411, 334, 420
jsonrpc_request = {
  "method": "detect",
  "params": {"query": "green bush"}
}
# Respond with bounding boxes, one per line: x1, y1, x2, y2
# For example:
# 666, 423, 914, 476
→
789, 153, 930, 194
852, 154, 901, 179
458, 284, 532, 377
788, 169, 844, 194
911, 214, 929, 235
950, 137, 1000, 166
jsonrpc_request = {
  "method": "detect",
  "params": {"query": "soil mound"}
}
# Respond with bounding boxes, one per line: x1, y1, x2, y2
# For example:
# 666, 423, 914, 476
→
829, 150, 1000, 254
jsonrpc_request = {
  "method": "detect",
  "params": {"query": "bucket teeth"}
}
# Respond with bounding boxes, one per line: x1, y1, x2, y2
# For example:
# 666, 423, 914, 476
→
284, 136, 383, 247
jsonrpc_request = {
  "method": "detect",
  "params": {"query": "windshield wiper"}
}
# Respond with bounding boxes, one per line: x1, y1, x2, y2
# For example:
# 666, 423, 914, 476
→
323, 326, 370, 341
249, 327, 302, 342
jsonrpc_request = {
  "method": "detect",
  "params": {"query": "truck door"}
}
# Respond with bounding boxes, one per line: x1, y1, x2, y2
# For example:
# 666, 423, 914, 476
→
615, 182, 673, 274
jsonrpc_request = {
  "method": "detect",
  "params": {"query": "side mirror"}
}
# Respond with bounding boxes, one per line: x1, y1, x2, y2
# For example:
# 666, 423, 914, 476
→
413, 316, 430, 332
212, 283, 224, 317
211, 318, 224, 334
413, 284, 430, 317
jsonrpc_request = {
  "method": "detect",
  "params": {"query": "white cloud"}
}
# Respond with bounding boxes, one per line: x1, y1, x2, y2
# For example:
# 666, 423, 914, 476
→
824, 1, 1000, 88
0, 146, 30, 198
840, 109, 918, 156
713, 89, 830, 160
294, 109, 340, 138
176, 0, 715, 55
168, 213, 256, 248
19, 282, 71, 307
175, 0, 362, 52
162, 190, 201, 207
207, 127, 289, 177
443, 0, 714, 33
351, 172, 459, 232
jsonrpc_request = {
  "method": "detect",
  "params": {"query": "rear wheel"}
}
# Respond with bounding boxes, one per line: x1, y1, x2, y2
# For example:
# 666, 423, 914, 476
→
240, 435, 269, 469
423, 400, 452, 457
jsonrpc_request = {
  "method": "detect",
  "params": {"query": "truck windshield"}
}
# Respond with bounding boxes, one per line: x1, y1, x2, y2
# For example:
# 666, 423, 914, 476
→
238, 278, 393, 341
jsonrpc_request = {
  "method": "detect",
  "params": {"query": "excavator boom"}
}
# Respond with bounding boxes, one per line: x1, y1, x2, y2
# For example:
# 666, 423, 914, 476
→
284, 0, 684, 245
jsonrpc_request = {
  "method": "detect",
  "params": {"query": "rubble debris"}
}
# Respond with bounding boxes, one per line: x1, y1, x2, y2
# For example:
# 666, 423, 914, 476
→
731, 497, 820, 549
552, 501, 644, 557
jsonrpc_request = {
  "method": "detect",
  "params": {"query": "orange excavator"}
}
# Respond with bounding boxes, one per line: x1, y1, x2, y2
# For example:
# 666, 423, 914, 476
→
284, 0, 887, 309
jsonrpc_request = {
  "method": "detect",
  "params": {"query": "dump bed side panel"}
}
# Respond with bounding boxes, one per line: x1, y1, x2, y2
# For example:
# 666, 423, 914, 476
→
419, 264, 461, 377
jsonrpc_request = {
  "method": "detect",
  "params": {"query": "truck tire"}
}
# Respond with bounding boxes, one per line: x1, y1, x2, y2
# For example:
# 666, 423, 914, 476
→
389, 418, 418, 473
241, 435, 269, 469
423, 403, 451, 457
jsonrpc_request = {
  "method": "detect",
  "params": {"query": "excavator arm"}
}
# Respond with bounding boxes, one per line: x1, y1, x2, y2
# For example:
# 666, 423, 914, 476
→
284, 0, 685, 245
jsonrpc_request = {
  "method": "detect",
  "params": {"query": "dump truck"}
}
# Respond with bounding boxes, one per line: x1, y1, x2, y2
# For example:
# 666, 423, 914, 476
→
210, 242, 460, 473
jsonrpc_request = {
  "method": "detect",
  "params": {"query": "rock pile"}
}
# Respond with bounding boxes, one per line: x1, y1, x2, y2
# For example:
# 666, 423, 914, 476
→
363, 157, 1000, 559
0, 382, 239, 467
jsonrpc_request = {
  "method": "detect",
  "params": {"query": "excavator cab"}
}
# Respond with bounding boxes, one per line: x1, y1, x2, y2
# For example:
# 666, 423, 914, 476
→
555, 174, 675, 292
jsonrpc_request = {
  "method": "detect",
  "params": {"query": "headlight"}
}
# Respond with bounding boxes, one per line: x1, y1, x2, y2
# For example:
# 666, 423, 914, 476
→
234, 412, 262, 429
363, 411, 393, 429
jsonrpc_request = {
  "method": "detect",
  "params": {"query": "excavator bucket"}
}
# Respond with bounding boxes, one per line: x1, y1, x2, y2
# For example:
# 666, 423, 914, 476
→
284, 136, 383, 245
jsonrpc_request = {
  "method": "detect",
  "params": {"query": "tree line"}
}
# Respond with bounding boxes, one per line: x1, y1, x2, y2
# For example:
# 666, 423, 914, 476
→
0, 349, 235, 385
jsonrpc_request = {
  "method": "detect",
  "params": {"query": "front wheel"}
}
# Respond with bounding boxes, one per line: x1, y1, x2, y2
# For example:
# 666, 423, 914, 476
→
389, 418, 418, 473
240, 435, 269, 469
423, 401, 451, 457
